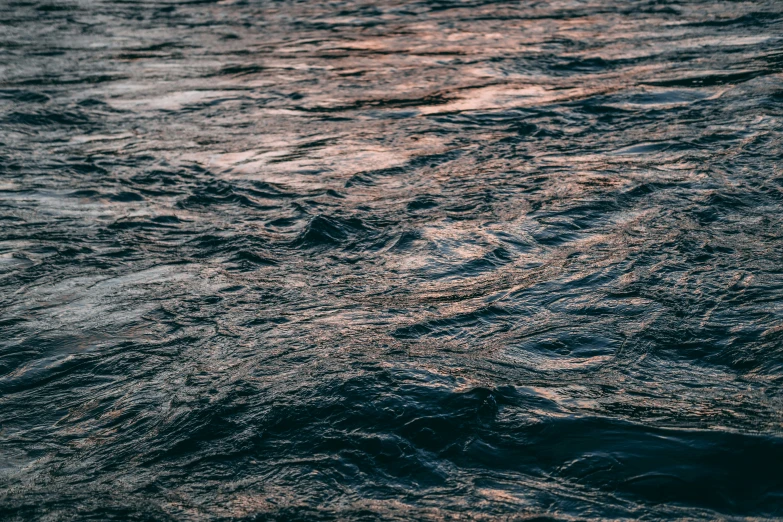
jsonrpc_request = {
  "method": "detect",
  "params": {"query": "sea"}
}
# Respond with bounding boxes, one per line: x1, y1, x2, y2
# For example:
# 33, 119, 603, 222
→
1, 0, 782, 519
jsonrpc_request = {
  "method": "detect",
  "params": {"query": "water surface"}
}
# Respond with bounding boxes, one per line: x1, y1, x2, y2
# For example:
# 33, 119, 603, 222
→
1, 0, 783, 519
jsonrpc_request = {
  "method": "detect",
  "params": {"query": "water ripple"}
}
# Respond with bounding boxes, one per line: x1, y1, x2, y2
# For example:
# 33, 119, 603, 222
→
1, 0, 782, 519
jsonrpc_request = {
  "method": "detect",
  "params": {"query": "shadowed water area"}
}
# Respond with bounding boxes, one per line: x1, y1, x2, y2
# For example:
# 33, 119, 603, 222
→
1, 0, 783, 519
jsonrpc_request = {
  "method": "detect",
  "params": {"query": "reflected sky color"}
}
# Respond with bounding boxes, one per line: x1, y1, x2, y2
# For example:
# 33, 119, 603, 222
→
1, 0, 783, 520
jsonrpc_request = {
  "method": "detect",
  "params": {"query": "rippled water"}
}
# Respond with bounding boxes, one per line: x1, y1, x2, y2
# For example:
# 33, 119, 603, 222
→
2, 0, 783, 519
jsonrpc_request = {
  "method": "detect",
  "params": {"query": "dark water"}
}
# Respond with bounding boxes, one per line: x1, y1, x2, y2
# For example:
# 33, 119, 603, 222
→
1, 0, 783, 519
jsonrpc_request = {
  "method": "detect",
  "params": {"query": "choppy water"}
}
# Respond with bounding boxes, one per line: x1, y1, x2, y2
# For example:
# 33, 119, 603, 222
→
2, 0, 783, 519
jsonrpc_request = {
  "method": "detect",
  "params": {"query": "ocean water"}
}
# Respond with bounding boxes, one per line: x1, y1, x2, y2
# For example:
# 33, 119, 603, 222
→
1, 0, 783, 519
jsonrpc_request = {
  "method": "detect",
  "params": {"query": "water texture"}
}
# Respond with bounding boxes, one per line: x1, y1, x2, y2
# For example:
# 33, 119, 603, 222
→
1, 0, 783, 519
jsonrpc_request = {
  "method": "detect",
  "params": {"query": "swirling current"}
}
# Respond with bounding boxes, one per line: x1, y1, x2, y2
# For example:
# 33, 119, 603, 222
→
1, 0, 783, 520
